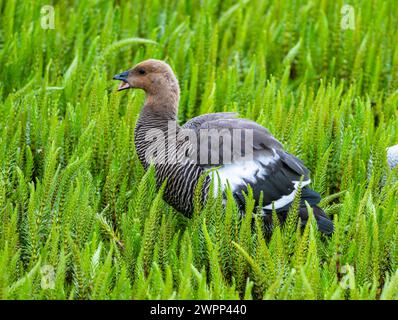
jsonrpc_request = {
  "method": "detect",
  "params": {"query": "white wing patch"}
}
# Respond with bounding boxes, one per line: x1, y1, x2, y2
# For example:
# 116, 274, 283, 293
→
210, 150, 280, 194
263, 180, 311, 210
209, 149, 311, 210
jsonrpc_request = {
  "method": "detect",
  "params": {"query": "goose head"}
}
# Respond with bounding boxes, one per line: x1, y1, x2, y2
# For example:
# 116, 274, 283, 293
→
113, 59, 180, 109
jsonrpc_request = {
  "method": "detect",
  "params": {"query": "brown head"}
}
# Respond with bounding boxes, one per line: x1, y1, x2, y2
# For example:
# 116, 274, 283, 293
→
113, 59, 180, 118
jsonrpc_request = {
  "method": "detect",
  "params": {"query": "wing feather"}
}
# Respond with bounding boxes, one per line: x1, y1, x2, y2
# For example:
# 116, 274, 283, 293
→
182, 115, 318, 210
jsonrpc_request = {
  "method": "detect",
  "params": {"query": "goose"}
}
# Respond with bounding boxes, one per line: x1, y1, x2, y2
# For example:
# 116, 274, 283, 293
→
113, 59, 334, 235
368, 144, 398, 179
387, 145, 398, 169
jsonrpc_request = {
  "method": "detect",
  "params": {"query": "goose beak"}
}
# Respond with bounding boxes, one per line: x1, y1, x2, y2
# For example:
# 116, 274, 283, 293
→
113, 71, 130, 91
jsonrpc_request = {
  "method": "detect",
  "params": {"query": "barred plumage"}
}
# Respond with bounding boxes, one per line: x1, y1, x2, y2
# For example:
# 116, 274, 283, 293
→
134, 111, 210, 216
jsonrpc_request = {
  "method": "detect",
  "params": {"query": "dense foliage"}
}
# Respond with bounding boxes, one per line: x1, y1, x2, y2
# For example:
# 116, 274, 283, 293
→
0, 0, 398, 299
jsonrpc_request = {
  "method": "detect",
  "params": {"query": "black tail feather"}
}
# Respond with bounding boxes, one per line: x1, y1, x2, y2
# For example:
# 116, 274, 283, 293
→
298, 205, 334, 235
262, 205, 334, 235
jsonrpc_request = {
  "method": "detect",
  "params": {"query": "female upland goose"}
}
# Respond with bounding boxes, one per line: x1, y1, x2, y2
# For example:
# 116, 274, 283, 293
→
113, 59, 334, 235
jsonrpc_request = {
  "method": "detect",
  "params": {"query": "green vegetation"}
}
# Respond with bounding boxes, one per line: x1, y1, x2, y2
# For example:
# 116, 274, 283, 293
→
1, 0, 398, 299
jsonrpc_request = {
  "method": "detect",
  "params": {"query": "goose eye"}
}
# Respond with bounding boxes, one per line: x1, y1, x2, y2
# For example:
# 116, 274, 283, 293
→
138, 68, 146, 75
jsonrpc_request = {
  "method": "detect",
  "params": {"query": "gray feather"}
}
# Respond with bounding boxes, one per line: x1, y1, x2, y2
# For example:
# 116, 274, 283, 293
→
182, 112, 239, 129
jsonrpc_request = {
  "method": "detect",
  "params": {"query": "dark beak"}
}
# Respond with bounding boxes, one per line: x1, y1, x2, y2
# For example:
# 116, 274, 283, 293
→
113, 71, 129, 81
113, 71, 131, 91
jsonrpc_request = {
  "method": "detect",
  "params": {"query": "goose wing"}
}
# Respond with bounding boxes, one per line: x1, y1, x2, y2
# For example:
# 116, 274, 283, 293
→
182, 112, 239, 129
184, 117, 317, 211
